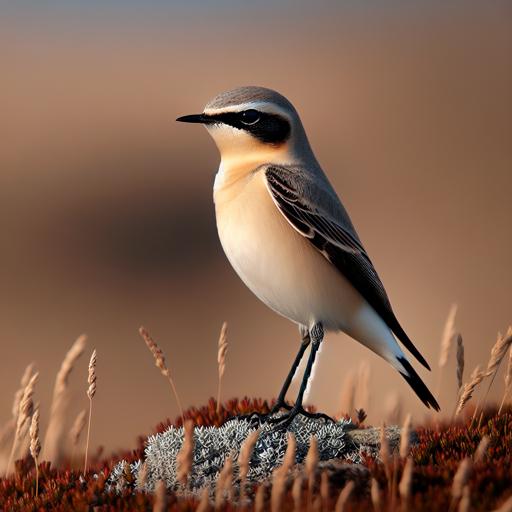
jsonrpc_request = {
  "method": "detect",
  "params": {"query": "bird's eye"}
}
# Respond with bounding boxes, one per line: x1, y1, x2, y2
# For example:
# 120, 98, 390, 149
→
240, 109, 261, 125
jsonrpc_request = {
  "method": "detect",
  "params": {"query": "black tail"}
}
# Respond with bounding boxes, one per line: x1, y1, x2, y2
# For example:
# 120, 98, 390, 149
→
397, 356, 440, 411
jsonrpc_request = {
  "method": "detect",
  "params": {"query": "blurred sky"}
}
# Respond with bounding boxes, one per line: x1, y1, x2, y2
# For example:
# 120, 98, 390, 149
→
1, 0, 511, 454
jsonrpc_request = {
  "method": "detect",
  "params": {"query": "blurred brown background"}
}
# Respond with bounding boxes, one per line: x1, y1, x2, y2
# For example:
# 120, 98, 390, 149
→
1, 1, 511, 454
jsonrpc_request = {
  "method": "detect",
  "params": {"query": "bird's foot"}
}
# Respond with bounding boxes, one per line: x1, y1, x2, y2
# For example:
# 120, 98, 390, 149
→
269, 400, 293, 415
268, 406, 336, 429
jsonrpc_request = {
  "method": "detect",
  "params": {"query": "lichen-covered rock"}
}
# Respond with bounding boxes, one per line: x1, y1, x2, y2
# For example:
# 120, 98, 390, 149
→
106, 416, 410, 496
107, 415, 354, 495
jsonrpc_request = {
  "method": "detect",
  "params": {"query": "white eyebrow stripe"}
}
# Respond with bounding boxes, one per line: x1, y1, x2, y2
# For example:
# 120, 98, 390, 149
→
204, 102, 293, 120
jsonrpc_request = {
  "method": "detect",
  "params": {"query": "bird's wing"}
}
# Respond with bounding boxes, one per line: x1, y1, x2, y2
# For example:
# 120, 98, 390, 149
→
264, 165, 431, 371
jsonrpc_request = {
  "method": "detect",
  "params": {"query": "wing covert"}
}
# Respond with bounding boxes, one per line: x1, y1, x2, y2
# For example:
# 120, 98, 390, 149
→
265, 165, 431, 371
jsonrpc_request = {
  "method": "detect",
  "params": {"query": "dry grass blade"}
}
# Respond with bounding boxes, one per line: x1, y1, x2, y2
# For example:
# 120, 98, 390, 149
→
270, 465, 287, 512
455, 366, 485, 417
254, 484, 266, 512
177, 420, 194, 486
238, 429, 260, 481
493, 495, 512, 512
334, 480, 354, 512
499, 344, 512, 414
137, 462, 149, 490
398, 457, 413, 511
153, 480, 167, 512
238, 428, 260, 504
473, 435, 489, 463
282, 433, 296, 473
439, 304, 458, 368
305, 436, 318, 510
43, 335, 87, 465
69, 409, 87, 449
451, 457, 472, 502
6, 372, 39, 476
458, 485, 471, 512
215, 455, 232, 510
139, 326, 184, 424
379, 423, 391, 486
400, 414, 412, 459
196, 487, 211, 512
456, 334, 465, 393
29, 408, 41, 497
371, 478, 381, 512
12, 363, 35, 420
292, 474, 303, 512
84, 349, 97, 473
485, 328, 512, 377
320, 470, 330, 509
216, 322, 228, 415
474, 328, 512, 424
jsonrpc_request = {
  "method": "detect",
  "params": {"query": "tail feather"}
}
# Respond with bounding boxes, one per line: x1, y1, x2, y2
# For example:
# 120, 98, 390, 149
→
397, 356, 440, 411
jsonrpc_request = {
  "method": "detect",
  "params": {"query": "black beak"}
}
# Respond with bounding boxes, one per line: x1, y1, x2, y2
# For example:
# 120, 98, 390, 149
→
176, 113, 214, 124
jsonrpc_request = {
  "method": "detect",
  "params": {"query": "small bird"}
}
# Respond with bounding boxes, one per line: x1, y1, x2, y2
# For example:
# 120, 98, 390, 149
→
177, 86, 439, 422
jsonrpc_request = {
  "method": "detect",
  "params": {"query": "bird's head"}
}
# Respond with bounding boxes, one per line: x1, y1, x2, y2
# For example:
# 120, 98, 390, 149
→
177, 86, 314, 168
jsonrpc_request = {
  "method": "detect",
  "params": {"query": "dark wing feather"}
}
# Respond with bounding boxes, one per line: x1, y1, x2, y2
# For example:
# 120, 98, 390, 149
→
265, 166, 431, 371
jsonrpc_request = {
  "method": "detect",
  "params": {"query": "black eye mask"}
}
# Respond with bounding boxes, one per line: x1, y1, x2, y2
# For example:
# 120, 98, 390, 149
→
209, 110, 291, 145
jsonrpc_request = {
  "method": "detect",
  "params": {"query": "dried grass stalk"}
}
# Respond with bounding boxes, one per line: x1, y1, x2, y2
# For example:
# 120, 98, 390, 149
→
139, 326, 184, 424
69, 410, 87, 450
379, 423, 391, 485
271, 465, 287, 512
474, 435, 489, 463
153, 480, 167, 512
215, 455, 232, 510
456, 334, 465, 393
493, 495, 512, 512
334, 480, 355, 512
238, 429, 260, 503
451, 457, 472, 502
29, 408, 41, 497
254, 484, 266, 512
398, 457, 413, 511
216, 322, 228, 415
6, 372, 39, 476
399, 414, 412, 459
499, 345, 512, 414
371, 478, 381, 512
12, 363, 36, 421
486, 328, 512, 378
137, 461, 149, 490
283, 433, 296, 473
84, 349, 97, 473
305, 436, 318, 510
320, 470, 330, 508
455, 366, 485, 416
196, 487, 211, 512
439, 304, 458, 368
177, 420, 194, 486
43, 335, 87, 465
292, 474, 303, 512
458, 485, 471, 512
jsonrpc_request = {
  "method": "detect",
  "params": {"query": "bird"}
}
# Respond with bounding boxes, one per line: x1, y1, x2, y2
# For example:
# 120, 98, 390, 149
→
177, 86, 440, 423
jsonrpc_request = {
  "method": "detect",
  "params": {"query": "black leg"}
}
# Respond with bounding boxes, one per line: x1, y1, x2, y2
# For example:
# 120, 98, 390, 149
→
270, 323, 330, 427
270, 326, 310, 414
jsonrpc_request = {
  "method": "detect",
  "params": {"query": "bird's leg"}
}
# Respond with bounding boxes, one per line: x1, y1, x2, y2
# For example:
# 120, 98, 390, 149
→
270, 323, 331, 427
270, 325, 311, 414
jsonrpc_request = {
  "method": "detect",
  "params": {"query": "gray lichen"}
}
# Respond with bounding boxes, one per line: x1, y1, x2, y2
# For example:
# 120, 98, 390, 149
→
107, 415, 357, 495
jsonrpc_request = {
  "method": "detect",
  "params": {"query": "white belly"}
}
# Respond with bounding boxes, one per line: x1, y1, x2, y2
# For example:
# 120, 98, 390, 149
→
215, 171, 367, 331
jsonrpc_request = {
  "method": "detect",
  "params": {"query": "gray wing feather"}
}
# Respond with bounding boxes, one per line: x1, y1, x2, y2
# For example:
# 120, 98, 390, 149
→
264, 164, 430, 371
